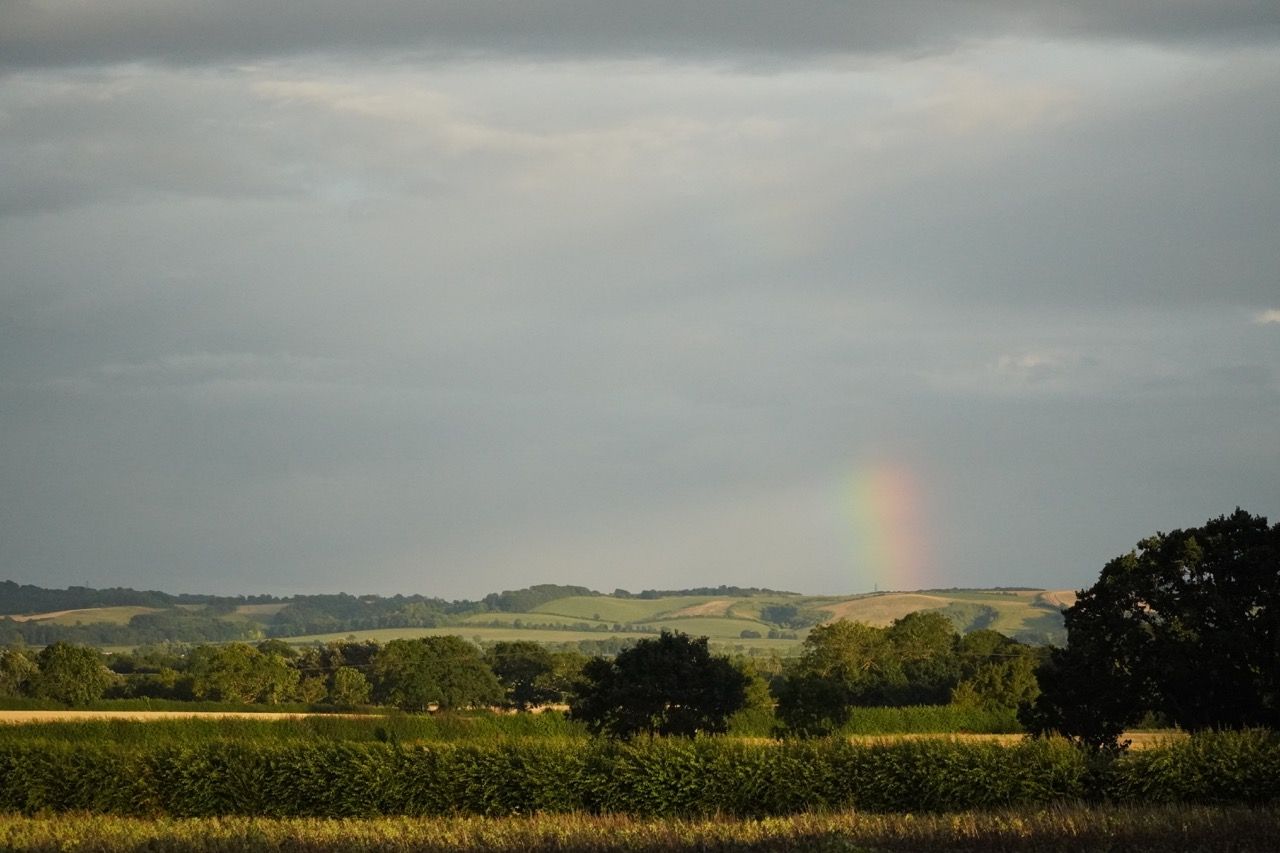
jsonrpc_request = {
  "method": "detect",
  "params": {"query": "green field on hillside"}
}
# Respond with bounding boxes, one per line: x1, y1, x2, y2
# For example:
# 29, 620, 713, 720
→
457, 612, 611, 628
531, 596, 723, 623
5, 587, 1072, 649
648, 616, 773, 638
286, 625, 660, 646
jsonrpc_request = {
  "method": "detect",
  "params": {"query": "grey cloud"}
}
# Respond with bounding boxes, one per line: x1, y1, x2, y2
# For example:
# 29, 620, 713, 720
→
2, 1, 1278, 71
2, 29, 1278, 597
789, 59, 1280, 310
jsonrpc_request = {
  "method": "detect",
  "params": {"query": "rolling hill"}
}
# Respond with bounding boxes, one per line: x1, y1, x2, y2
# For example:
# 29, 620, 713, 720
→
0, 582, 1076, 650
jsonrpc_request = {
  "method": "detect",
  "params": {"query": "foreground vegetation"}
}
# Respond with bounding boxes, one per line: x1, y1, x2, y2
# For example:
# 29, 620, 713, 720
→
1, 730, 1276, 817
2, 805, 1277, 852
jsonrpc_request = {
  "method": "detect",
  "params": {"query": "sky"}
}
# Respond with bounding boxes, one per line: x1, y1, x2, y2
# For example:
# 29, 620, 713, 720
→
2, 2, 1278, 599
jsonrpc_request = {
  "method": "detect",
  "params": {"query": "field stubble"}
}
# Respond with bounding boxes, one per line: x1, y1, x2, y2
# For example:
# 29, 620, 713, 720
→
1, 805, 1277, 852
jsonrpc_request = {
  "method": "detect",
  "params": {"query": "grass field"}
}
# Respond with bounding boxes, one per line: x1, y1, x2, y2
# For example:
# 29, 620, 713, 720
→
648, 617, 773, 638
285, 625, 661, 645
1, 805, 1275, 851
457, 611, 612, 628
531, 596, 720, 623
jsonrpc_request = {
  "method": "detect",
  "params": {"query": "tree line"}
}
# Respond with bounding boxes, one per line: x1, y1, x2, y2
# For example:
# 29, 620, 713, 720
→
0, 637, 589, 712
0, 616, 1042, 735
4, 509, 1273, 750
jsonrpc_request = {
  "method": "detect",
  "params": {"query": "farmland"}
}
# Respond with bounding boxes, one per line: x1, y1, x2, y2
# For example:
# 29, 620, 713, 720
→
0, 711, 1268, 851
1, 584, 1074, 650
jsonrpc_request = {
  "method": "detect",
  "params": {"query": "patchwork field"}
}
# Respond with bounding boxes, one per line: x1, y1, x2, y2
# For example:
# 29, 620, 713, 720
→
5, 587, 1076, 649
531, 595, 720, 623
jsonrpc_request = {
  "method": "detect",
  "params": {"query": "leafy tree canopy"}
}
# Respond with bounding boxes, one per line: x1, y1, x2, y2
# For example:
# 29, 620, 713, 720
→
484, 640, 558, 710
569, 631, 747, 738
0, 648, 37, 698
372, 636, 503, 712
30, 642, 114, 706
1023, 509, 1280, 748
188, 643, 299, 704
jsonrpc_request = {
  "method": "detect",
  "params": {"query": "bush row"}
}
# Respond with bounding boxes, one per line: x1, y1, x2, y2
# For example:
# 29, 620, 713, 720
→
1, 731, 1277, 817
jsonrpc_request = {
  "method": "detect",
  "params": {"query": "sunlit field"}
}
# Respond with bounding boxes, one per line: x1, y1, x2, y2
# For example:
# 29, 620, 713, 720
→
3, 805, 1277, 852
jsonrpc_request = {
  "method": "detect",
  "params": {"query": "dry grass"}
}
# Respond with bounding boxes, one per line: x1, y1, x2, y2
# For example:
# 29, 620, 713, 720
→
1036, 590, 1078, 609
818, 594, 953, 626
667, 600, 734, 618
1, 805, 1276, 852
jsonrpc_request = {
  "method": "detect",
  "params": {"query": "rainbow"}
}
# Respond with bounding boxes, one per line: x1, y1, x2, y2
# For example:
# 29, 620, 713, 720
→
848, 462, 931, 592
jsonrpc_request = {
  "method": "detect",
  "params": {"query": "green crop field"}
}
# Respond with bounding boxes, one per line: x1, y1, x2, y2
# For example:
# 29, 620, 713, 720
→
285, 625, 662, 645
531, 595, 722, 623
457, 611, 611, 628
716, 596, 814, 621
648, 616, 772, 638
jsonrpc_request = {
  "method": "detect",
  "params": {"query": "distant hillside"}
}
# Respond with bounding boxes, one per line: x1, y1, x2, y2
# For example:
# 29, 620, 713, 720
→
0, 581, 1074, 649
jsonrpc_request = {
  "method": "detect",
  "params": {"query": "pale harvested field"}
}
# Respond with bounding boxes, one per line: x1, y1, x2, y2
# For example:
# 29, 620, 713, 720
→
5, 605, 163, 624
818, 593, 953, 625
1037, 589, 1078, 609
668, 599, 733, 617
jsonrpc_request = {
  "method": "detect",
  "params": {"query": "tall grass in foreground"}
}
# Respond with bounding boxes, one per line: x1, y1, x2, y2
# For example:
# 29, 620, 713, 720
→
1, 805, 1277, 852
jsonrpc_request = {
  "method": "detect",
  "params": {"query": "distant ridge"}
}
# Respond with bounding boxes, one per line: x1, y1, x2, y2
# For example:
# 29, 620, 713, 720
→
0, 581, 1073, 648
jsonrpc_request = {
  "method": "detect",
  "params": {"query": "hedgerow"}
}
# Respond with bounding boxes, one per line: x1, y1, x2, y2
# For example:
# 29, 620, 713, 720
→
1, 732, 1275, 817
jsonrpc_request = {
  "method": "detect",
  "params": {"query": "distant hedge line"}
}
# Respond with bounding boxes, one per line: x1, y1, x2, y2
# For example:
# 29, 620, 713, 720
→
1, 732, 1277, 817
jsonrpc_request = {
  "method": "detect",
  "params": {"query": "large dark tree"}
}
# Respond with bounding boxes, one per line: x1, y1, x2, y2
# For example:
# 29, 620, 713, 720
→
1023, 509, 1280, 748
569, 631, 747, 738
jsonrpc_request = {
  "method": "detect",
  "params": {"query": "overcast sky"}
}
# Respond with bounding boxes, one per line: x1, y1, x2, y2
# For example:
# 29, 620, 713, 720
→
2, 2, 1278, 599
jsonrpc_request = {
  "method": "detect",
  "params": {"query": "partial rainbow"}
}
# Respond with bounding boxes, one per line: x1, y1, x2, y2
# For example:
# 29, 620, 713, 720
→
848, 462, 931, 592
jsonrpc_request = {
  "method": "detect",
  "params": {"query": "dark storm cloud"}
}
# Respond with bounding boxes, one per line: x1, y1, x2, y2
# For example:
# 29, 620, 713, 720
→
2, 0, 1278, 70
